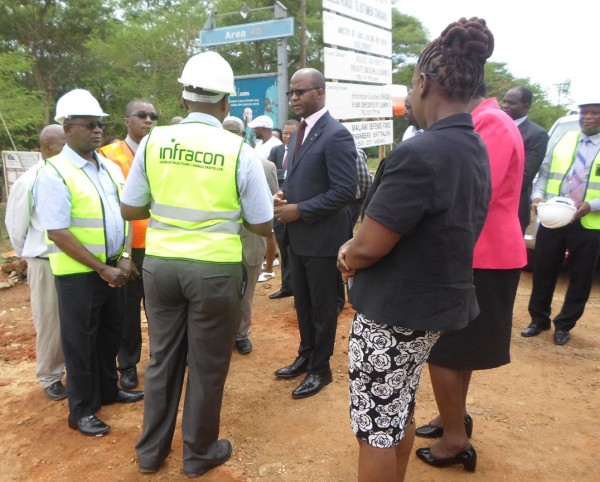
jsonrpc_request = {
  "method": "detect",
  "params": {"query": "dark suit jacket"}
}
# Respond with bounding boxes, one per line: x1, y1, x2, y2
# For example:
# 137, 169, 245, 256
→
268, 144, 286, 188
518, 118, 549, 229
284, 111, 357, 257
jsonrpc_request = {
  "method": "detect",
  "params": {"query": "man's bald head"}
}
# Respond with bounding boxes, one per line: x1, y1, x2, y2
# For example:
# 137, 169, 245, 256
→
40, 124, 66, 160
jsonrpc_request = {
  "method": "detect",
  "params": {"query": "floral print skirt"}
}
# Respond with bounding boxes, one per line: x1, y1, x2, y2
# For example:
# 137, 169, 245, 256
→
348, 312, 442, 448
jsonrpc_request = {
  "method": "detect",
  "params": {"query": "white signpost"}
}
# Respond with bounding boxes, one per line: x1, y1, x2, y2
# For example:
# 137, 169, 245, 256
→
323, 47, 392, 85
323, 11, 391, 57
322, 1, 393, 149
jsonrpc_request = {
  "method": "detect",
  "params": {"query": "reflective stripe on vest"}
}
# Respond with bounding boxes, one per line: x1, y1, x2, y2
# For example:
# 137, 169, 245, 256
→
99, 140, 149, 248
145, 123, 243, 262
45, 154, 123, 275
547, 130, 600, 229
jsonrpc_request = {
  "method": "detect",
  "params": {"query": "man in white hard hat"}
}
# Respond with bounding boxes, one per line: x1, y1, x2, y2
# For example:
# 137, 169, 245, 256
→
34, 89, 144, 437
523, 97, 600, 345
248, 114, 282, 161
99, 99, 159, 390
121, 51, 273, 476
5, 124, 67, 401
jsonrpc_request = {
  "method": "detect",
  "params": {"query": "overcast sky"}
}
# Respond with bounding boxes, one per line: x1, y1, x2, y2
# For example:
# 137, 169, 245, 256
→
398, 1, 597, 108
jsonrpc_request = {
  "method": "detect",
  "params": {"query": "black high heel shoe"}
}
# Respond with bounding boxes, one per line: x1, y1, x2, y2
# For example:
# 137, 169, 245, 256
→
415, 444, 477, 472
415, 414, 473, 439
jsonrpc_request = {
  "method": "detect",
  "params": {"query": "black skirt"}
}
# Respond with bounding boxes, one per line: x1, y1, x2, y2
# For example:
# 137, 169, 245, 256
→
427, 269, 521, 370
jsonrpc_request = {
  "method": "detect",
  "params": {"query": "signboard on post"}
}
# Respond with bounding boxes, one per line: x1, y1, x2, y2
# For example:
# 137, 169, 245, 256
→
229, 75, 279, 127
323, 11, 391, 57
199, 18, 294, 47
324, 47, 392, 85
341, 120, 394, 149
326, 82, 392, 120
2, 150, 40, 196
322, 0, 392, 29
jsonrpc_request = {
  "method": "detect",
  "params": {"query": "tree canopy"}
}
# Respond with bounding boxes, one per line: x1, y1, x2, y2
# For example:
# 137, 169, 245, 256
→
0, 0, 570, 152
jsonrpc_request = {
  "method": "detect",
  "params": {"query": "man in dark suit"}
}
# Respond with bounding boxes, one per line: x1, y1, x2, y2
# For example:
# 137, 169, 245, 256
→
268, 119, 299, 299
274, 68, 357, 399
503, 86, 549, 232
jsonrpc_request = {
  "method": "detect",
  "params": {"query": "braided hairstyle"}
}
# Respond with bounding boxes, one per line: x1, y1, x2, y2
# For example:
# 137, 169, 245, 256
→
417, 17, 494, 100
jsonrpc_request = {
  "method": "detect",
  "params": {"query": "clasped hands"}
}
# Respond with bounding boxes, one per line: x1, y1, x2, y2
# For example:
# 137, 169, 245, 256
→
273, 190, 301, 224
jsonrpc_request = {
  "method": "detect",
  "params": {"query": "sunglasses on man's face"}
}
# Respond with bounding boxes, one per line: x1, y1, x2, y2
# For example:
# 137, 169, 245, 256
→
65, 121, 105, 130
128, 111, 159, 121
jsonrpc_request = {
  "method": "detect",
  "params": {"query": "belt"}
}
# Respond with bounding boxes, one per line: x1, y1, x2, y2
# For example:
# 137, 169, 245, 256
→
106, 256, 120, 267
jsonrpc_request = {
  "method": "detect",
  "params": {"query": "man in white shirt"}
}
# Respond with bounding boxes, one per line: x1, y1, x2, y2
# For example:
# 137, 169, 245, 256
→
248, 115, 282, 161
5, 124, 67, 401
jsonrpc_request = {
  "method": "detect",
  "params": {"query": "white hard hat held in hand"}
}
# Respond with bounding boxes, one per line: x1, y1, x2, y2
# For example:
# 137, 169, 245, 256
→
537, 197, 577, 229
54, 89, 108, 125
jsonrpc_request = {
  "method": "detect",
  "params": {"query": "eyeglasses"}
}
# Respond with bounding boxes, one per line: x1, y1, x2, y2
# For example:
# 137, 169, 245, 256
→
286, 87, 320, 100
65, 121, 105, 130
128, 111, 159, 121
407, 72, 438, 96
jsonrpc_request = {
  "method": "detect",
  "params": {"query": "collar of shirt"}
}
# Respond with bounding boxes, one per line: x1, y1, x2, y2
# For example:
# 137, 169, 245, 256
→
513, 115, 527, 126
125, 135, 139, 154
585, 131, 600, 147
302, 106, 328, 139
62, 144, 108, 172
182, 112, 223, 128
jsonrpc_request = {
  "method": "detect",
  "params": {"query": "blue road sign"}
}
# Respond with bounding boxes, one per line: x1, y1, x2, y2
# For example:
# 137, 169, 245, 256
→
199, 18, 294, 47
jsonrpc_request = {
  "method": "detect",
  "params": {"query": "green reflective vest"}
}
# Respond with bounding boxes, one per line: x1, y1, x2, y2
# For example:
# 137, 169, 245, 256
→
546, 130, 600, 230
46, 154, 125, 275
145, 123, 243, 262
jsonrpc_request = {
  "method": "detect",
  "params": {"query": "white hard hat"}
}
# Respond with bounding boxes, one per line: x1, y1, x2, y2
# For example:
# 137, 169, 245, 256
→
54, 89, 108, 125
537, 197, 577, 229
178, 51, 236, 96
578, 97, 600, 107
247, 115, 274, 129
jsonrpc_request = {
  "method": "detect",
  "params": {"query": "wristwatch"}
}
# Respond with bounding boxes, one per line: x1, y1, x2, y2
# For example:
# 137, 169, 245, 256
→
120, 252, 131, 260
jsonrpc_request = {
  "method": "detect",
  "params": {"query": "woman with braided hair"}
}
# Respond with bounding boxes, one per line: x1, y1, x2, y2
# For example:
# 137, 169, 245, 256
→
337, 17, 494, 480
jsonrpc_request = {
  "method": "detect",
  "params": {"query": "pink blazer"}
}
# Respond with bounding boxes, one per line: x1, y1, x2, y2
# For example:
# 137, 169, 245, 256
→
472, 98, 527, 269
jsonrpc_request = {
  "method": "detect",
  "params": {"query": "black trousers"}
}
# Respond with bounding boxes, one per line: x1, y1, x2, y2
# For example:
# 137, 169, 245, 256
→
117, 247, 145, 371
289, 248, 340, 374
528, 221, 600, 331
273, 219, 293, 293
55, 272, 124, 420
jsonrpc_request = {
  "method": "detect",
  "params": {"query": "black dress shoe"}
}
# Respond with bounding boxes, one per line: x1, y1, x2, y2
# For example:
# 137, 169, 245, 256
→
109, 389, 144, 404
269, 289, 293, 299
68, 414, 110, 436
292, 370, 333, 399
45, 380, 67, 401
184, 439, 232, 478
275, 356, 308, 378
235, 338, 253, 354
416, 414, 473, 439
521, 323, 550, 337
415, 445, 477, 472
553, 330, 571, 345
120, 366, 138, 389
139, 460, 165, 474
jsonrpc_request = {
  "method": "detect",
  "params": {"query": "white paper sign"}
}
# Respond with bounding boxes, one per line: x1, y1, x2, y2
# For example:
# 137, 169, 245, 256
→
342, 120, 394, 149
322, 0, 392, 29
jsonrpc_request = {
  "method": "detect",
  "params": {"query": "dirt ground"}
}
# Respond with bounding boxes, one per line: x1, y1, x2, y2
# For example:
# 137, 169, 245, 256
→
0, 265, 599, 482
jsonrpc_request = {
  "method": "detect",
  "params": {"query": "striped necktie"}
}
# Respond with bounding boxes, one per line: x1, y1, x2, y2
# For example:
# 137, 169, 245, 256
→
561, 137, 592, 204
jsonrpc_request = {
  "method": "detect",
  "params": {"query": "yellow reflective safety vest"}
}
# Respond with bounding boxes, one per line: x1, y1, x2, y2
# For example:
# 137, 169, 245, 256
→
45, 154, 125, 275
145, 123, 244, 262
546, 131, 600, 230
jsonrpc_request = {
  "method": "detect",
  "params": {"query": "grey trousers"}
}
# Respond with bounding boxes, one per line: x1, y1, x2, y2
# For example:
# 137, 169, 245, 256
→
27, 257, 65, 388
135, 257, 242, 474
237, 261, 261, 341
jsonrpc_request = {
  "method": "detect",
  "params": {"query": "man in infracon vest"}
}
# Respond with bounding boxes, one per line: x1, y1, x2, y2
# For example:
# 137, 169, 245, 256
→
523, 97, 600, 346
34, 89, 144, 437
99, 99, 158, 390
121, 51, 273, 477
